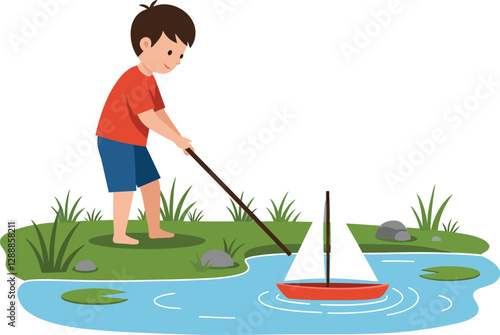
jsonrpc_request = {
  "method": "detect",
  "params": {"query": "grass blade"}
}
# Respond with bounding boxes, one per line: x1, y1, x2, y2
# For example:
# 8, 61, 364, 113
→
417, 195, 428, 230
278, 193, 288, 217
73, 208, 85, 222
169, 179, 176, 221
175, 186, 192, 220
192, 209, 204, 221
451, 220, 459, 233
54, 196, 65, 221
244, 198, 255, 221
285, 208, 296, 222
443, 219, 452, 232
270, 200, 279, 220
26, 239, 45, 271
61, 245, 85, 272
48, 214, 59, 270
160, 191, 168, 221
230, 199, 239, 220
228, 238, 237, 253
432, 195, 452, 230
427, 186, 436, 230
227, 206, 237, 221
246, 198, 255, 208
267, 208, 276, 222
179, 202, 196, 221
64, 191, 70, 222
68, 196, 82, 222
282, 200, 295, 220
230, 243, 245, 258
54, 222, 81, 270
237, 193, 244, 220
31, 221, 49, 266
411, 207, 423, 229
241, 193, 248, 220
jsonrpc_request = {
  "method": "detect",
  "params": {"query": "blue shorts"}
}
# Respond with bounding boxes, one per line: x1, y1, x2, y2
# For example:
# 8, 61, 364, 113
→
97, 136, 160, 192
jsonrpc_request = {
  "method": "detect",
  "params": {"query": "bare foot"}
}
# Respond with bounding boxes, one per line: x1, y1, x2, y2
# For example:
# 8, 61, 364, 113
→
149, 230, 175, 239
113, 235, 139, 245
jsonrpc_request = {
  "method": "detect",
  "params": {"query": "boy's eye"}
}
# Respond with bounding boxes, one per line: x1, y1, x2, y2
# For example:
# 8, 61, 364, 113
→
180, 54, 183, 59
168, 50, 172, 56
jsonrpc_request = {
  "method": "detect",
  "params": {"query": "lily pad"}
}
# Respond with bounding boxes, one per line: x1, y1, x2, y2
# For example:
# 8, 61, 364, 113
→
420, 266, 480, 281
61, 288, 127, 305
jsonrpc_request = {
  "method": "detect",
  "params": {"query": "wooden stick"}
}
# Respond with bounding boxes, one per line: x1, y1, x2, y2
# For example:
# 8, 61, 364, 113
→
185, 148, 291, 256
326, 191, 331, 287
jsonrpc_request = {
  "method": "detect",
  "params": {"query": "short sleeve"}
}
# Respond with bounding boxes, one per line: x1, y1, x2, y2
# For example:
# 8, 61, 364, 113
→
127, 76, 164, 115
151, 78, 165, 111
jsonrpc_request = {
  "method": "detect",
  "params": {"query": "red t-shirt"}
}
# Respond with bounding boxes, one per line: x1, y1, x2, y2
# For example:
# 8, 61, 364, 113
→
96, 66, 165, 146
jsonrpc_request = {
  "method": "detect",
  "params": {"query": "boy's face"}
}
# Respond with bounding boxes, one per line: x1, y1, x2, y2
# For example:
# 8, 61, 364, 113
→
139, 32, 187, 74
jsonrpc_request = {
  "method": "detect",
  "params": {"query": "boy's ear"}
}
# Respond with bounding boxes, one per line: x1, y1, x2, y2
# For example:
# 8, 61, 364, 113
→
139, 37, 152, 51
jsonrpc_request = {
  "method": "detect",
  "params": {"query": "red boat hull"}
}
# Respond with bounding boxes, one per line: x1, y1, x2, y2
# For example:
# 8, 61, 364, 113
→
276, 282, 389, 301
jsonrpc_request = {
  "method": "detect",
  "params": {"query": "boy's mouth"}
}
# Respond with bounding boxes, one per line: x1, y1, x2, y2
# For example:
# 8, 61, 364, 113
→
163, 64, 171, 70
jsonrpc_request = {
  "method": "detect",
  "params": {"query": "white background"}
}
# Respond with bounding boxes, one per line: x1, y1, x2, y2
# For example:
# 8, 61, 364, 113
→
1, 0, 499, 334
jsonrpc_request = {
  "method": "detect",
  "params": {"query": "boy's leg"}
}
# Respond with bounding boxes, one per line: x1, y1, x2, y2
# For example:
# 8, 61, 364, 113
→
97, 137, 138, 245
113, 191, 138, 245
140, 179, 175, 238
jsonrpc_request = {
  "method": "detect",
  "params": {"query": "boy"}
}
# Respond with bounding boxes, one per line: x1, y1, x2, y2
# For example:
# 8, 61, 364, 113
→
96, 2, 195, 245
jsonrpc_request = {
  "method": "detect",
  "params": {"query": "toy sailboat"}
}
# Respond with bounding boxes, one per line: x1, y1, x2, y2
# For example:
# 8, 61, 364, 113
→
276, 191, 389, 300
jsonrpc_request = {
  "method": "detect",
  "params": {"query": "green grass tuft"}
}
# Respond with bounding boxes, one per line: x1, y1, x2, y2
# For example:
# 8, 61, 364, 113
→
442, 219, 460, 233
84, 209, 103, 222
160, 179, 196, 221
188, 208, 204, 222
51, 191, 85, 223
26, 213, 85, 272
137, 209, 147, 221
267, 192, 301, 222
223, 237, 245, 258
411, 185, 452, 231
227, 192, 254, 222
189, 252, 211, 272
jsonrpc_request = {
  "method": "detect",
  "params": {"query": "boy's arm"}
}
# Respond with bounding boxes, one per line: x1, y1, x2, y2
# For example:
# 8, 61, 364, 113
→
138, 109, 193, 155
155, 109, 182, 137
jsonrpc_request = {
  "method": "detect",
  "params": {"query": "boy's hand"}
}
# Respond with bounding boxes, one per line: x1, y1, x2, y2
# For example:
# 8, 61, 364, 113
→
175, 136, 194, 156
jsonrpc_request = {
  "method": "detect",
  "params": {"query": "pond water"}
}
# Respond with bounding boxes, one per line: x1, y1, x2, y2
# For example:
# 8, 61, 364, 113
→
19, 253, 499, 334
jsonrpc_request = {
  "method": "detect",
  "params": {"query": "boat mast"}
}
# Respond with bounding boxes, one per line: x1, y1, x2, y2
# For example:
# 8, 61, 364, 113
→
325, 191, 331, 287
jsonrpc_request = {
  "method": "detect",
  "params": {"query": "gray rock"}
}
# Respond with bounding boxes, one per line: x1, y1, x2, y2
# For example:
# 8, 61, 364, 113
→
432, 236, 442, 242
394, 231, 411, 241
75, 260, 96, 272
376, 220, 409, 240
201, 250, 233, 268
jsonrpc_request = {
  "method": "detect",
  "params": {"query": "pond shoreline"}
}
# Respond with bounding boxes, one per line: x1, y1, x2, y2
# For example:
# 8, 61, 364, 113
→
1, 221, 489, 281
13, 252, 494, 283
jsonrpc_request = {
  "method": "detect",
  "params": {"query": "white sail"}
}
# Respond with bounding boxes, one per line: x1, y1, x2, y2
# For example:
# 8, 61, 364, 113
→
284, 219, 325, 281
284, 203, 378, 282
329, 221, 378, 282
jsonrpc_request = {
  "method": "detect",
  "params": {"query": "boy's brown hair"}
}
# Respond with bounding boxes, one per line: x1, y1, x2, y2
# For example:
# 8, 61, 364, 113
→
131, 1, 196, 56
